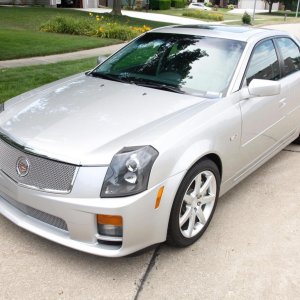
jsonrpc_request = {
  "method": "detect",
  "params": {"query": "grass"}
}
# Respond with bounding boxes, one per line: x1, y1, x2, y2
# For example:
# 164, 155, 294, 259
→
0, 57, 97, 103
0, 29, 119, 60
152, 7, 241, 22
151, 7, 299, 25
182, 10, 224, 21
0, 7, 171, 60
0, 7, 170, 30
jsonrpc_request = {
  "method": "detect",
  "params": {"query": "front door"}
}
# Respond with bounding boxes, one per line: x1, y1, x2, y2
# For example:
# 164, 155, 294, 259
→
239, 39, 288, 173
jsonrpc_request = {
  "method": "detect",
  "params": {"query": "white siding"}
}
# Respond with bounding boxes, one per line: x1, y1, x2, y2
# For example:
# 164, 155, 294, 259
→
239, 0, 279, 10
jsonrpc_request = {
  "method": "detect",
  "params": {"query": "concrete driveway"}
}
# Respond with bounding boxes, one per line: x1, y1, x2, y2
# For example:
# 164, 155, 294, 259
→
1, 145, 299, 299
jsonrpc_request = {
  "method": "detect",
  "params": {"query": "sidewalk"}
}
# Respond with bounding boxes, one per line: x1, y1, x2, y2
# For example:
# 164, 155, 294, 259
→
77, 8, 206, 25
0, 43, 126, 69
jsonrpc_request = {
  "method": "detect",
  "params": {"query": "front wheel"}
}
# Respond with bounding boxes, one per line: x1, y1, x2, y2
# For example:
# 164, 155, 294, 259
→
293, 135, 300, 145
167, 159, 220, 247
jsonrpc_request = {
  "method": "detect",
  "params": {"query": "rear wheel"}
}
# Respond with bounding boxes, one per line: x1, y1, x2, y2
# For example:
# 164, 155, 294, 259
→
167, 159, 220, 247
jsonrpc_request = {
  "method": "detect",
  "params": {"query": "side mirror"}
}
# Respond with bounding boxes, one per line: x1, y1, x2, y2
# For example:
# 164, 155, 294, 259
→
97, 56, 107, 65
248, 79, 281, 97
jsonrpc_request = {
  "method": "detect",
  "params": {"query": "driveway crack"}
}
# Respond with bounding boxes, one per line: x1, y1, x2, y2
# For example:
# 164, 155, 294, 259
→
134, 245, 161, 300
283, 149, 300, 153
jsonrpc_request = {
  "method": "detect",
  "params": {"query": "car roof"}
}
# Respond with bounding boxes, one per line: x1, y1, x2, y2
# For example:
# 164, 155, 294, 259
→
151, 25, 289, 43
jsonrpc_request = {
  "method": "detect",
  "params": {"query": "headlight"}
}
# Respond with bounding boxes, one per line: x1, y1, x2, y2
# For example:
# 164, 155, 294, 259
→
100, 146, 159, 198
0, 103, 4, 113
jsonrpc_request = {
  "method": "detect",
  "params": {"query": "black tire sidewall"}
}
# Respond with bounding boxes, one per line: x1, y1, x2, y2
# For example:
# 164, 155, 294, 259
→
293, 135, 300, 145
167, 159, 221, 247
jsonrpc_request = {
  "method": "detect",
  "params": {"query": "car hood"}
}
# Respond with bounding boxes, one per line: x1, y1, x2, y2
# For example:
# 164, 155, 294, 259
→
0, 74, 211, 165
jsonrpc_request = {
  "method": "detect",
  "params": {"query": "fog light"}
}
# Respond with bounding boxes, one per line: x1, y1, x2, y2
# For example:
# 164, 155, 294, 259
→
98, 224, 123, 237
97, 214, 123, 237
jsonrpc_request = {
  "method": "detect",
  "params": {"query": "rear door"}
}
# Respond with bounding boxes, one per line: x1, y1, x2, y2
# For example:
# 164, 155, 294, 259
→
274, 37, 300, 132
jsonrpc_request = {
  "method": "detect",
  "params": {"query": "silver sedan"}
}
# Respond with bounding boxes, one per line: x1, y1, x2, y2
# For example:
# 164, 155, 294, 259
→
0, 25, 299, 257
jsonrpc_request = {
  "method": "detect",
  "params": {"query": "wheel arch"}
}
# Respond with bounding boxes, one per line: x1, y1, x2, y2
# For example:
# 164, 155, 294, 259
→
202, 153, 223, 179
166, 152, 222, 246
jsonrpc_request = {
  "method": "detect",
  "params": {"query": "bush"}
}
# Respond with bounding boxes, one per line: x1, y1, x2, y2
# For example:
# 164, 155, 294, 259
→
150, 0, 171, 9
227, 4, 235, 10
40, 16, 96, 36
40, 15, 151, 41
182, 10, 224, 21
242, 12, 251, 25
205, 2, 213, 7
171, 0, 184, 8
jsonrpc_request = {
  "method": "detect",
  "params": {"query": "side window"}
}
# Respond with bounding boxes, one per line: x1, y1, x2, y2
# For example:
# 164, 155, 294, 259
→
245, 40, 280, 85
276, 37, 300, 77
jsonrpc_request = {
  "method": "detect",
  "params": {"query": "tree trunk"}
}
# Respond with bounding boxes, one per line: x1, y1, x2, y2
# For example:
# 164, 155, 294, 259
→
268, 1, 273, 13
111, 0, 122, 15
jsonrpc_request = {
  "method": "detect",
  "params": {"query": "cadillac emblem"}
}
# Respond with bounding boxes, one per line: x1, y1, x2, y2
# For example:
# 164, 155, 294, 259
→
16, 157, 30, 177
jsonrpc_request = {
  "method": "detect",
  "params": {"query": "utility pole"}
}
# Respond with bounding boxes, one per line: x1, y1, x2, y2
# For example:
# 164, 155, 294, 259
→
296, 0, 300, 18
252, 0, 257, 23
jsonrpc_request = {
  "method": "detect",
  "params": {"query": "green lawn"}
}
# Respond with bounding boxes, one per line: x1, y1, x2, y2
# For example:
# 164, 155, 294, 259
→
0, 7, 171, 60
0, 29, 119, 60
0, 57, 97, 103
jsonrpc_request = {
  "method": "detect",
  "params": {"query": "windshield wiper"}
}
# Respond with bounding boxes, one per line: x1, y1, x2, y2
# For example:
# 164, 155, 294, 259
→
87, 72, 129, 84
87, 73, 185, 94
133, 80, 186, 94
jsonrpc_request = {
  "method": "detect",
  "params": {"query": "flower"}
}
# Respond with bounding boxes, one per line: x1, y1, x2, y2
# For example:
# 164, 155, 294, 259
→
131, 25, 151, 34
89, 12, 93, 16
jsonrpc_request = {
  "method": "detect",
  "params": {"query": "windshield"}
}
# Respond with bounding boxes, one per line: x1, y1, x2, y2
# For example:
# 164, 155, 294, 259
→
91, 33, 245, 98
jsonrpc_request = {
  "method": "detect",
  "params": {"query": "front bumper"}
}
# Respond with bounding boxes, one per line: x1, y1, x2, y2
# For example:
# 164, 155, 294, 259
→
0, 166, 184, 257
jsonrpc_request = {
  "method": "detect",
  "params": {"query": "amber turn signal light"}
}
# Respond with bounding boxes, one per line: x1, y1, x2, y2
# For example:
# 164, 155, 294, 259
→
155, 186, 164, 209
97, 214, 123, 226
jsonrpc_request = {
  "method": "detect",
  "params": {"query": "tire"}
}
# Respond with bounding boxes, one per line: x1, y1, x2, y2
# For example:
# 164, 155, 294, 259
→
167, 159, 220, 247
293, 135, 300, 145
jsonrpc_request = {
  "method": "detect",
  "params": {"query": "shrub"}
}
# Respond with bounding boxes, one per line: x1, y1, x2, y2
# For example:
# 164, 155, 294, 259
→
150, 0, 171, 10
171, 0, 184, 8
40, 16, 96, 36
40, 15, 151, 41
182, 10, 224, 21
205, 1, 213, 7
242, 12, 251, 25
227, 4, 235, 10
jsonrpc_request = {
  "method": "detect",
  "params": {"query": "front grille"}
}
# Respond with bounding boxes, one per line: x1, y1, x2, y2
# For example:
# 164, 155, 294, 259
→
3, 195, 68, 231
0, 138, 77, 193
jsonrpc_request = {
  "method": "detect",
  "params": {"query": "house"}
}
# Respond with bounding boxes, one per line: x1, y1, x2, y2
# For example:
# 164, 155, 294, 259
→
238, 0, 279, 11
0, 0, 97, 8
0, 0, 280, 11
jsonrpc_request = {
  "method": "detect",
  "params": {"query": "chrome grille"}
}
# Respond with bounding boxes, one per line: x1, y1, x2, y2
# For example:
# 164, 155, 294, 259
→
3, 195, 68, 231
0, 138, 77, 193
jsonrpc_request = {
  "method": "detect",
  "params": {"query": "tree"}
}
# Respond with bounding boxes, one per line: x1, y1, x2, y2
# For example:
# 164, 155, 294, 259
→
265, 0, 279, 13
282, 0, 298, 11
111, 0, 122, 16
